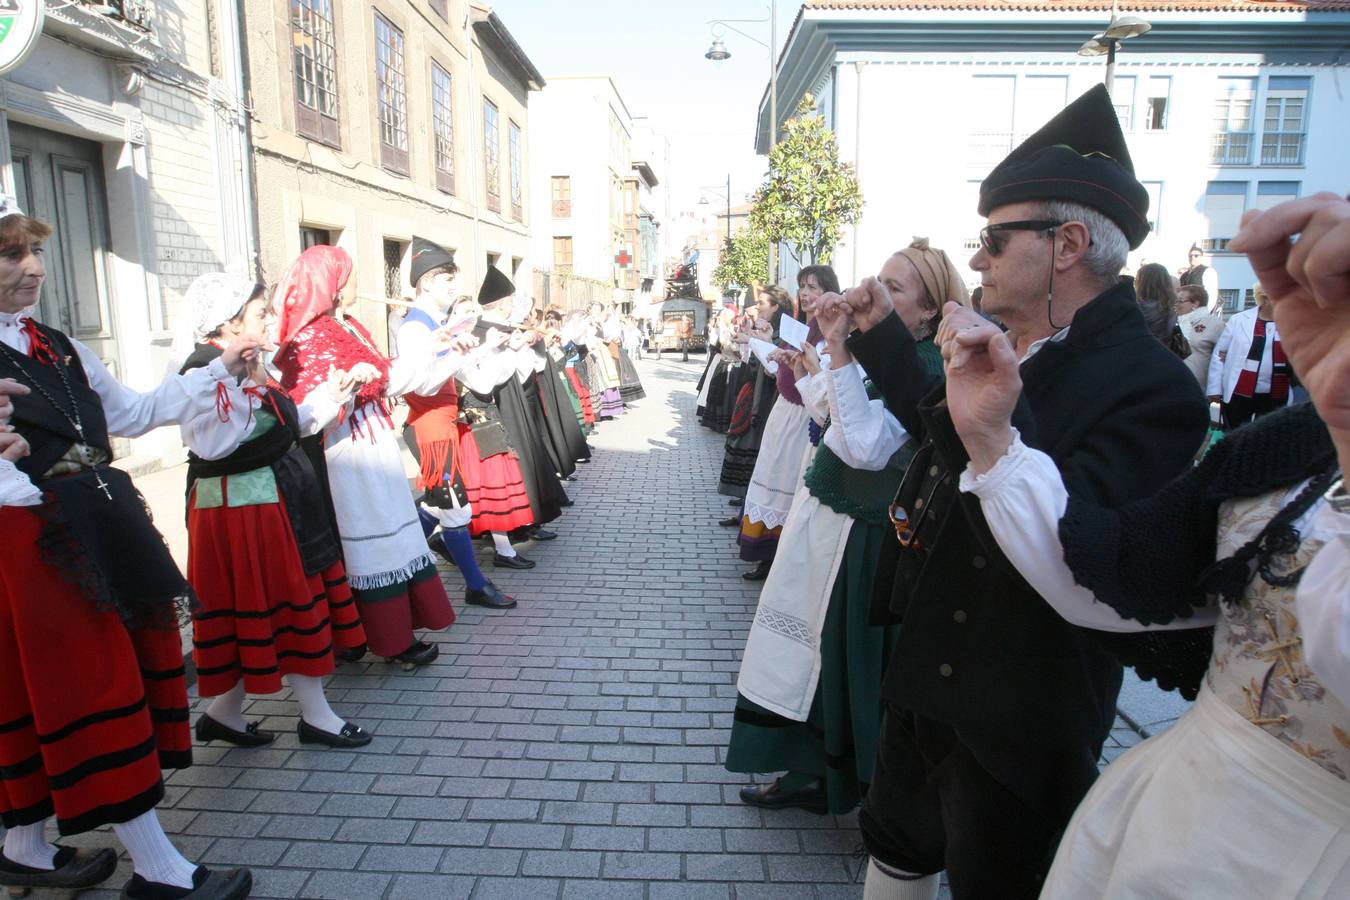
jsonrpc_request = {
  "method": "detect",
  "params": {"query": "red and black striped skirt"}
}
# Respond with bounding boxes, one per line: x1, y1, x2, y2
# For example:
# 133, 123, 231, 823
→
456, 424, 534, 536
564, 367, 597, 425
188, 494, 366, 698
0, 505, 189, 836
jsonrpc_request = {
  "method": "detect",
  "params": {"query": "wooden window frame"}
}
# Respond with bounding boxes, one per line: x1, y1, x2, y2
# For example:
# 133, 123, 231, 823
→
291, 0, 341, 148
431, 61, 455, 195
550, 175, 571, 218
483, 97, 501, 213
508, 119, 523, 221
375, 13, 410, 175
552, 235, 573, 273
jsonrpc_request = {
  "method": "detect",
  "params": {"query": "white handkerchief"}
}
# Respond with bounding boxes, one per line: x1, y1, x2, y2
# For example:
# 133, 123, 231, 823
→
748, 337, 779, 376
778, 315, 809, 350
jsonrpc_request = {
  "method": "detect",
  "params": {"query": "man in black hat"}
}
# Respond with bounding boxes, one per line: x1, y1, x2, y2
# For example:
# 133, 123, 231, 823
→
825, 86, 1210, 899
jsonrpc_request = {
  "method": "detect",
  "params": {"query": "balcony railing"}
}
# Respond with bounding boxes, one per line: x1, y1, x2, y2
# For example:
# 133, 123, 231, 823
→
1201, 238, 1232, 253
1210, 132, 1253, 165
1260, 132, 1306, 166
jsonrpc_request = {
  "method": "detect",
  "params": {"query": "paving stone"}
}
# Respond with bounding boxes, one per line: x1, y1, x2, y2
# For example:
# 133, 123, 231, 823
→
386, 874, 476, 900
280, 841, 366, 870
359, 844, 445, 873
489, 822, 567, 849
472, 877, 563, 900
686, 852, 768, 881
767, 853, 854, 882
560, 881, 646, 900
522, 849, 605, 878
602, 851, 683, 880
300, 871, 391, 899
438, 846, 522, 876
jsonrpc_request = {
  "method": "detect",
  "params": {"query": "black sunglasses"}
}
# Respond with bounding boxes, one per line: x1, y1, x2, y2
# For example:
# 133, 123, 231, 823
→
978, 220, 1063, 257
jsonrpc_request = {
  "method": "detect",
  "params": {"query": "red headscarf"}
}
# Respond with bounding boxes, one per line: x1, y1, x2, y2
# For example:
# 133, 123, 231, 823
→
274, 245, 353, 349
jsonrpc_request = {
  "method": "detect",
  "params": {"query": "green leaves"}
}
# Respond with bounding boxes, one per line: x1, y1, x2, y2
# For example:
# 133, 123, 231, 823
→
749, 93, 863, 266
713, 229, 770, 293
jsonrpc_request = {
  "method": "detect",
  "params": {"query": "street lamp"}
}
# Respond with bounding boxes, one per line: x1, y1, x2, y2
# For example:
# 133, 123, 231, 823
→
1077, 9, 1151, 92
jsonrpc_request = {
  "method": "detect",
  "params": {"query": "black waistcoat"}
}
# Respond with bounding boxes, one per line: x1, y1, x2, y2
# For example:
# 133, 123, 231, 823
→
848, 282, 1210, 819
1179, 263, 1208, 287
0, 323, 111, 479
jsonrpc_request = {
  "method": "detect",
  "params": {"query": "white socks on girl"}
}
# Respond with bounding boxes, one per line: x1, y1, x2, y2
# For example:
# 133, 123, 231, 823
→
287, 673, 345, 734
490, 531, 517, 557
863, 858, 940, 900
204, 680, 247, 731
111, 810, 197, 889
2, 820, 57, 869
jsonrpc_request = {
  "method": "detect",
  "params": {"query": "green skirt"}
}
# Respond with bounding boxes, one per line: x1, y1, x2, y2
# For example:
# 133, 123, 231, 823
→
725, 517, 898, 814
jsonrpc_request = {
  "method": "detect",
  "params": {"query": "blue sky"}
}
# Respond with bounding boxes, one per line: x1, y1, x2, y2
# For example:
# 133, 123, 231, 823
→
488, 0, 794, 213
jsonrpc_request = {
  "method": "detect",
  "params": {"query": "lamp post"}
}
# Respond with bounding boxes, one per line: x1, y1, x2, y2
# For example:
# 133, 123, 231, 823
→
1077, 6, 1151, 92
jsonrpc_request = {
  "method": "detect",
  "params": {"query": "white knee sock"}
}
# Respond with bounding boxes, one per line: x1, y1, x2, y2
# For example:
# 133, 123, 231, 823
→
287, 674, 345, 734
863, 858, 940, 900
205, 681, 247, 731
112, 810, 197, 889
491, 532, 516, 557
2, 820, 57, 869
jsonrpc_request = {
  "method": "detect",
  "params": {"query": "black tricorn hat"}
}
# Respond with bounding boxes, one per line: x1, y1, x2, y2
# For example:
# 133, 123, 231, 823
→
978, 84, 1150, 249
479, 267, 516, 304
409, 236, 456, 288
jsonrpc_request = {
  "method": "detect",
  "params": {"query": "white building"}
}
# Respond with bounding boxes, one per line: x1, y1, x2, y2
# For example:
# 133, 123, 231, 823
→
2, 0, 254, 466
529, 76, 636, 310
759, 0, 1350, 313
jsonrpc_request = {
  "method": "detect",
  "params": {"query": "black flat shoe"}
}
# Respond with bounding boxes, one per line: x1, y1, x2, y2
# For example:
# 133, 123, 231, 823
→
741, 561, 772, 582
120, 865, 252, 900
528, 528, 558, 541
559, 498, 575, 507
728, 497, 742, 507
0, 846, 118, 894
297, 719, 373, 748
719, 516, 741, 527
493, 552, 536, 570
194, 713, 274, 747
385, 640, 439, 669
336, 642, 367, 664
465, 582, 517, 609
738, 778, 827, 814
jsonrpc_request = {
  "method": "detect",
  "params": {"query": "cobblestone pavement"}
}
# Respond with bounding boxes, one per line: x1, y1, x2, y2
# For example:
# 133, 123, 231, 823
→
61, 356, 1152, 899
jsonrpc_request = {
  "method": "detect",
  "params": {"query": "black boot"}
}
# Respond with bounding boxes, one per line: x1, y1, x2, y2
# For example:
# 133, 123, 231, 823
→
465, 581, 517, 609
741, 560, 772, 582
0, 847, 118, 895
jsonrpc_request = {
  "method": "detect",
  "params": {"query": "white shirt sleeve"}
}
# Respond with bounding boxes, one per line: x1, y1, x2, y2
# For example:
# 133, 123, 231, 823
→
178, 388, 265, 461
74, 340, 251, 440
385, 344, 466, 399
295, 388, 350, 437
458, 345, 514, 396
960, 434, 1219, 632
1207, 317, 1237, 398
0, 458, 41, 507
821, 362, 909, 471
797, 368, 831, 426
1298, 503, 1350, 707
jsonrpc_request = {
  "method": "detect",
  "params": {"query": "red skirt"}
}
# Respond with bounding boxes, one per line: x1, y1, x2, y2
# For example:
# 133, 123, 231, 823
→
188, 491, 366, 697
350, 564, 454, 658
565, 367, 597, 425
456, 423, 534, 536
0, 506, 190, 836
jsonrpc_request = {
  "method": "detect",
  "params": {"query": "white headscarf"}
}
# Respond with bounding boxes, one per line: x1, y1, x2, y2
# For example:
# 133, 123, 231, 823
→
168, 271, 258, 372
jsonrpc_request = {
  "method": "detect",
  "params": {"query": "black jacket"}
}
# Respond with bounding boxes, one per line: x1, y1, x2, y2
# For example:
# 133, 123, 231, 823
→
848, 280, 1209, 819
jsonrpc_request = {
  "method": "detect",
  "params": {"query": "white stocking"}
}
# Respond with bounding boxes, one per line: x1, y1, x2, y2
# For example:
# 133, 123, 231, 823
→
863, 858, 940, 900
490, 531, 516, 557
2, 820, 56, 869
204, 681, 247, 731
286, 674, 345, 734
112, 810, 196, 889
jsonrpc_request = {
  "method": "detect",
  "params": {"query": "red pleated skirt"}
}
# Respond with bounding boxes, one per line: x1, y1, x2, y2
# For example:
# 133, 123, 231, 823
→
565, 367, 597, 425
188, 488, 366, 698
0, 505, 190, 836
456, 423, 535, 536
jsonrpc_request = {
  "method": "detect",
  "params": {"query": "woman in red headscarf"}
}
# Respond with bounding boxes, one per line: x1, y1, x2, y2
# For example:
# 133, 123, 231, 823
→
273, 246, 468, 669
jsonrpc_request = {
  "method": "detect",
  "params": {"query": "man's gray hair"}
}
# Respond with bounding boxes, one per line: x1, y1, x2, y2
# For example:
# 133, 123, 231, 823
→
1034, 201, 1129, 282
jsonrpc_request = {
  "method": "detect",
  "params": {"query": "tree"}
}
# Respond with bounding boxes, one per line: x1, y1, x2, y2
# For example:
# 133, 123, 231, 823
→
712, 228, 770, 295
750, 93, 863, 266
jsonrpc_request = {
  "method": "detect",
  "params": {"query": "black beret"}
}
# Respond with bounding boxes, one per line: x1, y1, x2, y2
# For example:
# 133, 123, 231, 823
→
409, 236, 456, 288
979, 85, 1150, 249
478, 268, 515, 305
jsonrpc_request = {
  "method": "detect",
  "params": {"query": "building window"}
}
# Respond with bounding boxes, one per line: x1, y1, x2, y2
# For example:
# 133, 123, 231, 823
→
1202, 181, 1246, 252
299, 226, 332, 249
969, 75, 1015, 165
1144, 76, 1170, 131
1261, 76, 1310, 166
375, 14, 409, 174
1254, 180, 1299, 212
1218, 288, 1241, 314
1111, 76, 1136, 130
483, 98, 500, 213
290, 0, 340, 147
552, 236, 573, 272
431, 63, 455, 194
508, 120, 523, 221
383, 239, 404, 299
1211, 78, 1256, 165
551, 175, 571, 218
1141, 180, 1162, 234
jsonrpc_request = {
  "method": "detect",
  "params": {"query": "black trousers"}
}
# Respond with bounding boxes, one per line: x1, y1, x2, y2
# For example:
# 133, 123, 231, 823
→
1221, 394, 1285, 430
859, 705, 1062, 900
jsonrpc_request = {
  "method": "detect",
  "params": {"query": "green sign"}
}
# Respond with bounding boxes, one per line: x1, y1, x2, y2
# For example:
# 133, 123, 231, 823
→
0, 1, 44, 77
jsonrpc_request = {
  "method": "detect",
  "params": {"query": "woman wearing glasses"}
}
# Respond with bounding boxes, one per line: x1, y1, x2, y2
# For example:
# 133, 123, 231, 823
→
728, 240, 966, 817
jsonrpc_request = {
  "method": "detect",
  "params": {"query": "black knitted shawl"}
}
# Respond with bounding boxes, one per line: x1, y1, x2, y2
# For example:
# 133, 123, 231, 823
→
1061, 398, 1333, 636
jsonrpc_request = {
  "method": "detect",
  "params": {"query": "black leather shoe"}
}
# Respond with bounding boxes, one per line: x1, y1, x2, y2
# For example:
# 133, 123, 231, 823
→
719, 516, 741, 527
527, 528, 558, 541
742, 561, 772, 582
465, 582, 517, 609
493, 552, 536, 570
728, 497, 742, 507
0, 846, 117, 893
386, 640, 439, 669
738, 779, 827, 814
297, 719, 373, 748
120, 865, 252, 899
194, 713, 274, 747
336, 642, 367, 664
